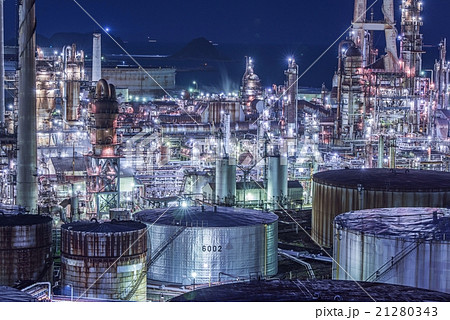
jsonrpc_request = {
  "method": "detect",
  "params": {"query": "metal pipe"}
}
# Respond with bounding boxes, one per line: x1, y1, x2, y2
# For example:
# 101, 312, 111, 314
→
0, 0, 5, 125
278, 251, 316, 279
17, 0, 38, 212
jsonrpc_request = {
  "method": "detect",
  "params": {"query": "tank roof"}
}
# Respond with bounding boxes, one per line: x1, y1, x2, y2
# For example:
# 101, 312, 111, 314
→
61, 220, 146, 233
134, 206, 278, 227
170, 279, 450, 302
0, 214, 52, 227
335, 207, 450, 241
313, 168, 450, 191
0, 286, 38, 302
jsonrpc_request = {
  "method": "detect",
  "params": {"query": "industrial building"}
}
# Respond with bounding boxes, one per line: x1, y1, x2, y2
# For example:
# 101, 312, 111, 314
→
0, 0, 450, 302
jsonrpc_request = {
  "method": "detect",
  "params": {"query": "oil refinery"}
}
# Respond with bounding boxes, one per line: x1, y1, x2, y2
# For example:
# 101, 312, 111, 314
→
1, 0, 450, 302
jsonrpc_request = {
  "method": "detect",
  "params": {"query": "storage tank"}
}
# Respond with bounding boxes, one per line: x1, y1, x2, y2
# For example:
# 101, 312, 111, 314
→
266, 155, 288, 209
333, 207, 450, 293
61, 220, 147, 301
0, 286, 38, 302
170, 279, 450, 302
215, 157, 236, 205
134, 206, 278, 285
312, 168, 450, 247
0, 214, 53, 286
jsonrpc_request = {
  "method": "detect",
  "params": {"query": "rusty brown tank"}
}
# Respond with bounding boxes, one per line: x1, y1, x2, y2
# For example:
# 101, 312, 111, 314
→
60, 219, 147, 301
0, 214, 53, 287
312, 168, 450, 247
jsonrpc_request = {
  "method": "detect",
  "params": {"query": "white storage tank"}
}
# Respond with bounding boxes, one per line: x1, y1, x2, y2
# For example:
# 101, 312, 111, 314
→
134, 206, 278, 286
333, 207, 450, 293
312, 168, 450, 247
266, 155, 288, 210
215, 157, 236, 205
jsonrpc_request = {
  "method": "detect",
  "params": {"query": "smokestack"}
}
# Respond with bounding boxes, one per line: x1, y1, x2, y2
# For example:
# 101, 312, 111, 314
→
17, 0, 38, 212
0, 0, 5, 125
92, 33, 101, 83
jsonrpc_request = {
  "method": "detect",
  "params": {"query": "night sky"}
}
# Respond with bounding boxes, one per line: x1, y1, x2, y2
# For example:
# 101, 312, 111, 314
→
3, 0, 450, 46
3, 0, 450, 89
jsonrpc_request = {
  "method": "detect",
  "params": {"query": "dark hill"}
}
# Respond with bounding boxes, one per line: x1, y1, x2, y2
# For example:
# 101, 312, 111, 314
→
170, 37, 228, 60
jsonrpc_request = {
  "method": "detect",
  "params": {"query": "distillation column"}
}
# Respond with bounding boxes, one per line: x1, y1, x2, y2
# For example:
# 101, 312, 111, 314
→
17, 0, 38, 212
285, 58, 298, 138
400, 0, 423, 90
400, 0, 424, 133
86, 79, 120, 218
63, 44, 84, 124
434, 39, 448, 109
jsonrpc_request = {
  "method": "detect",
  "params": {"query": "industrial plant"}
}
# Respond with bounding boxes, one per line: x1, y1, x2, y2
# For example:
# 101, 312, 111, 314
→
1, 0, 450, 302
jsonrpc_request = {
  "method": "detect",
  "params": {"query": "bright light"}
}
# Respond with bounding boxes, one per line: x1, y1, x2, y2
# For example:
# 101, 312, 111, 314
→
105, 27, 110, 32
191, 272, 197, 278
181, 201, 188, 208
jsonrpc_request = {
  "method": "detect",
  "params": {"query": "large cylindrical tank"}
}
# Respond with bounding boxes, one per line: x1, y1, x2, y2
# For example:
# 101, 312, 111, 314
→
215, 157, 236, 205
61, 220, 147, 301
170, 279, 450, 302
0, 214, 53, 286
333, 207, 450, 293
134, 206, 278, 285
266, 155, 288, 209
312, 169, 450, 247
0, 286, 38, 302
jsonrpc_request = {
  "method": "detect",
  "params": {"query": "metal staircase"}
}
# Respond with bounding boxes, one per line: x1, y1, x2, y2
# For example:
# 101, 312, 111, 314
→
123, 268, 147, 301
365, 239, 423, 282
21, 282, 52, 301
123, 226, 186, 300
148, 226, 186, 267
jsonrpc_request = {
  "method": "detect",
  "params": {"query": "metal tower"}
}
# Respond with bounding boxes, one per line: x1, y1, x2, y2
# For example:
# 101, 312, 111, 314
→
400, 0, 424, 90
86, 79, 121, 218
351, 0, 399, 71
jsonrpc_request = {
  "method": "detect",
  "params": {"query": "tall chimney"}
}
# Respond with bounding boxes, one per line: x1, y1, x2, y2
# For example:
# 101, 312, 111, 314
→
92, 33, 101, 83
0, 0, 5, 125
17, 0, 38, 212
